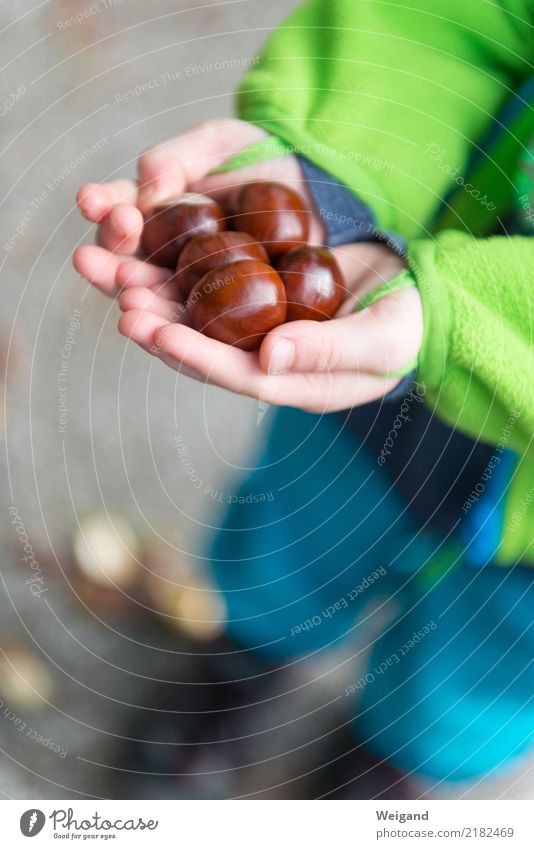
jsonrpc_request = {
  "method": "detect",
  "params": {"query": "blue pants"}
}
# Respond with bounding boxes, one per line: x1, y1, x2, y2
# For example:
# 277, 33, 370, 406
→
210, 408, 534, 782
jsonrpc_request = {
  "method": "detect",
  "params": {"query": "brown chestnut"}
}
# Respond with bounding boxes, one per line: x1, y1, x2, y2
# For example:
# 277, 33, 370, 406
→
229, 181, 309, 258
176, 231, 268, 299
277, 246, 346, 321
141, 193, 225, 267
188, 260, 287, 351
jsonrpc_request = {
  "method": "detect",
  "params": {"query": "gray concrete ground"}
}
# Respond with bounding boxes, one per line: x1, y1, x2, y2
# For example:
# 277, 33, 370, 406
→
0, 0, 532, 800
0, 0, 295, 799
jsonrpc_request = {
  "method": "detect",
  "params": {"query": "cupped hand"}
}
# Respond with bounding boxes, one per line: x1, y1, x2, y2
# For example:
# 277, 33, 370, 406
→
73, 117, 325, 297
74, 118, 423, 412
118, 241, 422, 413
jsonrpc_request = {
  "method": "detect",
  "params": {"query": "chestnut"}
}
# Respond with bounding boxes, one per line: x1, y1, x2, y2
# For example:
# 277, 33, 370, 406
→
144, 540, 226, 641
176, 231, 268, 299
141, 193, 225, 267
229, 181, 309, 258
72, 512, 142, 590
277, 246, 346, 321
0, 645, 55, 712
188, 259, 287, 350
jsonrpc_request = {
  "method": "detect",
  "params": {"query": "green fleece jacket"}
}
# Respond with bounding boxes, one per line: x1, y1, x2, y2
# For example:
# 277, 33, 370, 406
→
230, 0, 534, 566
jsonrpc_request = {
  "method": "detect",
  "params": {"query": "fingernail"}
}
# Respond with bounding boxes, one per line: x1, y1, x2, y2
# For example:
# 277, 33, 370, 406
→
81, 197, 104, 220
82, 200, 97, 217
154, 327, 169, 350
268, 338, 294, 375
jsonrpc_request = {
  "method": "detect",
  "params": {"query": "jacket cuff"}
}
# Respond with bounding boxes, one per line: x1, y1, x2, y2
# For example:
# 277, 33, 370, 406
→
297, 156, 406, 255
407, 239, 451, 393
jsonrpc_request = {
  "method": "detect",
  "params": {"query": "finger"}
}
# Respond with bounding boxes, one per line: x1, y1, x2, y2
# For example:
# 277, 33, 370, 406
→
259, 314, 368, 375
124, 313, 397, 410
269, 370, 399, 413
136, 119, 265, 212
118, 308, 212, 383
145, 320, 263, 395
115, 258, 175, 291
123, 313, 266, 396
76, 179, 137, 222
118, 308, 169, 348
96, 203, 144, 254
118, 310, 204, 381
259, 287, 422, 376
118, 288, 183, 321
73, 245, 125, 297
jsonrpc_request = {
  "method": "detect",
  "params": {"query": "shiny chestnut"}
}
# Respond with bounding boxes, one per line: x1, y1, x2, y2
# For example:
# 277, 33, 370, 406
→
188, 259, 287, 351
141, 193, 225, 268
176, 231, 268, 299
277, 246, 346, 321
229, 181, 309, 258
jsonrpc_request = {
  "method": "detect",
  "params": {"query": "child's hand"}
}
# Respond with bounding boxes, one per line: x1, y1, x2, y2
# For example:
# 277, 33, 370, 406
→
74, 118, 422, 412
119, 241, 421, 412
73, 118, 325, 297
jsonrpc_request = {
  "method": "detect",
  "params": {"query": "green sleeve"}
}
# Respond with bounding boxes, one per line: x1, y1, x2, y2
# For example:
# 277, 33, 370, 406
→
408, 230, 534, 563
411, 230, 533, 452
236, 0, 534, 238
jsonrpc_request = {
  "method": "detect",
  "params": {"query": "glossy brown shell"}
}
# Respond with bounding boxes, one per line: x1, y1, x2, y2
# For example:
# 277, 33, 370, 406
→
229, 182, 309, 258
141, 194, 225, 268
189, 259, 287, 350
277, 246, 346, 321
176, 231, 268, 299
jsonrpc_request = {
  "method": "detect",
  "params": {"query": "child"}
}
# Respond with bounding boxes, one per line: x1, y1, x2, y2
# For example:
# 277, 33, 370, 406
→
74, 0, 534, 791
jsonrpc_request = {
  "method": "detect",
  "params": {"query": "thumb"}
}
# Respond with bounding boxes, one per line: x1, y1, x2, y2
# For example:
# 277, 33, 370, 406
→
259, 287, 422, 375
136, 119, 265, 212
